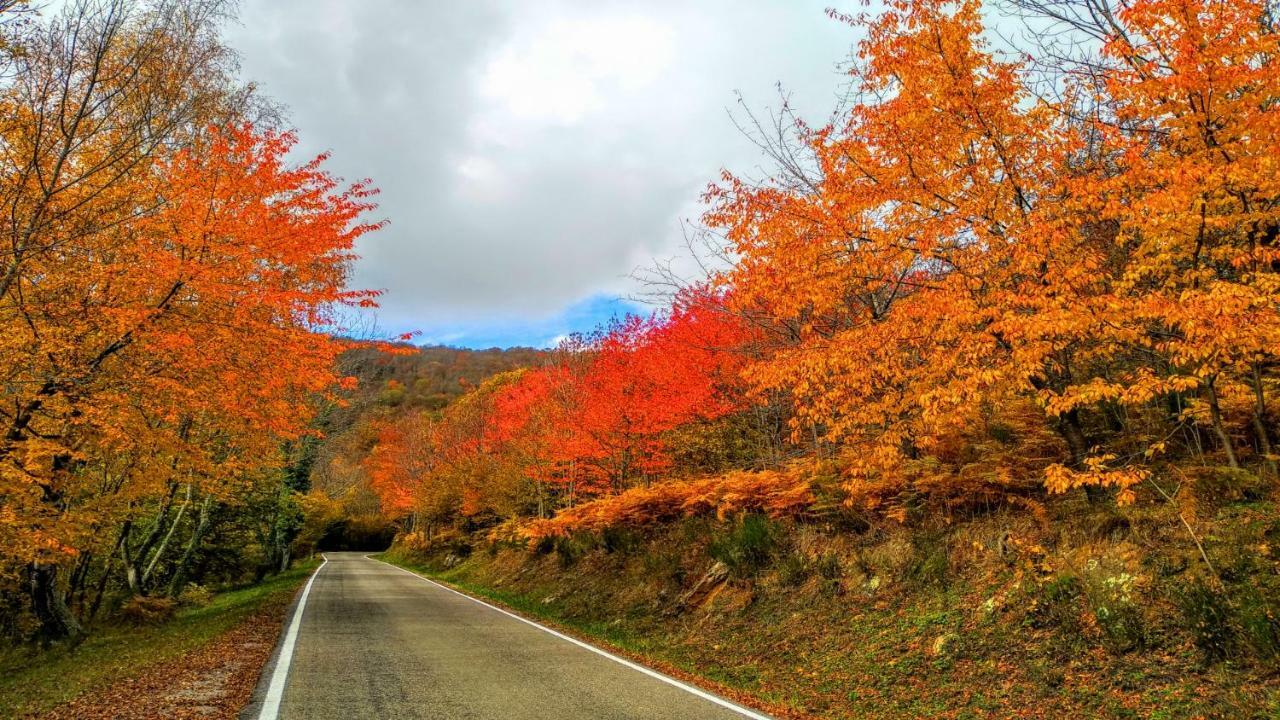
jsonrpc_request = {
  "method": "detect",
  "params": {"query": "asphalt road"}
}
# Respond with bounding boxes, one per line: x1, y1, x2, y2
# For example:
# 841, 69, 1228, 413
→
242, 552, 768, 720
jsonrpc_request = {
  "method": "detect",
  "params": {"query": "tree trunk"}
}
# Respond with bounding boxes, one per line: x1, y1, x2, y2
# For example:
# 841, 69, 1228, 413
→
64, 550, 92, 610
1205, 377, 1240, 469
1249, 363, 1277, 476
142, 484, 191, 588
124, 481, 180, 595
90, 523, 130, 621
1054, 408, 1106, 502
29, 562, 82, 645
259, 508, 289, 581
1058, 408, 1088, 466
167, 495, 212, 598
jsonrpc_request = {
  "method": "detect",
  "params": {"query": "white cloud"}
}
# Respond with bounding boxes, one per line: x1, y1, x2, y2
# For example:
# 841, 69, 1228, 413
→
479, 14, 675, 126
225, 1, 856, 339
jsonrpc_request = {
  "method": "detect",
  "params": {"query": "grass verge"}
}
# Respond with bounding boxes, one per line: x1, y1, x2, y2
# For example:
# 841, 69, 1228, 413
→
0, 559, 319, 718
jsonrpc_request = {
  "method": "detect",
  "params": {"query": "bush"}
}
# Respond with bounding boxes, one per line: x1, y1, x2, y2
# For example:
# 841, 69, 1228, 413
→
775, 547, 842, 593
777, 553, 809, 587
709, 514, 777, 578
1092, 595, 1146, 653
1190, 467, 1268, 504
815, 553, 844, 595
534, 535, 555, 555
1026, 574, 1092, 660
907, 531, 950, 588
117, 596, 177, 626
1030, 575, 1084, 630
1080, 561, 1146, 653
1174, 579, 1236, 664
445, 535, 473, 559
554, 535, 594, 568
600, 526, 640, 555
1235, 585, 1280, 661
1174, 576, 1280, 665
1172, 520, 1280, 664
175, 583, 213, 608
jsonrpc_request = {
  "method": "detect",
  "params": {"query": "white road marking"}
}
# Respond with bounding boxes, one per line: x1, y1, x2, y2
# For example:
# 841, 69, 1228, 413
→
370, 555, 773, 720
257, 554, 329, 720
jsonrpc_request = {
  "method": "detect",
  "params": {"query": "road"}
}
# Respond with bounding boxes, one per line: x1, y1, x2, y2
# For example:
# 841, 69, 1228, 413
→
241, 552, 769, 720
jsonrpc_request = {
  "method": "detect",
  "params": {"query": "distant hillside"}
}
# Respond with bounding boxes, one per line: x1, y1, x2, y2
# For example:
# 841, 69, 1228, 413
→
305, 345, 546, 505
337, 344, 544, 413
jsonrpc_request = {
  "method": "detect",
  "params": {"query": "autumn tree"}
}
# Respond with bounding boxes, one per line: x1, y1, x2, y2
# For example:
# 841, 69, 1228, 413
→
359, 293, 763, 536
705, 0, 1280, 513
0, 2, 383, 641
276, 0, 1280, 577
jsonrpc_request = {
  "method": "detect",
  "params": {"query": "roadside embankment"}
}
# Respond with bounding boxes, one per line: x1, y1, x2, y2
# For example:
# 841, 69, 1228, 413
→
383, 493, 1280, 720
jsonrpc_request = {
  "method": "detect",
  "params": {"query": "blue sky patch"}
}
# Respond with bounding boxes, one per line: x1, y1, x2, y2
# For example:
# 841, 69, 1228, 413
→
411, 294, 646, 349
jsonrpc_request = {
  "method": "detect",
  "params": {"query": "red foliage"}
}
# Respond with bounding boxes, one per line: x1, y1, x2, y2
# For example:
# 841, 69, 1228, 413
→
364, 290, 759, 518
490, 292, 754, 497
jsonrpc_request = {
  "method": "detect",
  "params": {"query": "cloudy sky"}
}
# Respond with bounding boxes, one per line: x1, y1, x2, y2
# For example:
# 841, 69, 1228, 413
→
224, 1, 857, 348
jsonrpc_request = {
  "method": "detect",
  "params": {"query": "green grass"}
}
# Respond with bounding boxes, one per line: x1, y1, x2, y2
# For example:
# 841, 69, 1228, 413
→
0, 560, 319, 718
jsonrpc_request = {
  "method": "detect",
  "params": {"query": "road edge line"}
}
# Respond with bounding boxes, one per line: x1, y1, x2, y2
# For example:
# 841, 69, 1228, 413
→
255, 554, 328, 720
369, 554, 773, 720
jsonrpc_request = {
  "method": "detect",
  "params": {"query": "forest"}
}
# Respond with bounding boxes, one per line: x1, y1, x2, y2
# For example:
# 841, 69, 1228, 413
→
1, 0, 1279, 717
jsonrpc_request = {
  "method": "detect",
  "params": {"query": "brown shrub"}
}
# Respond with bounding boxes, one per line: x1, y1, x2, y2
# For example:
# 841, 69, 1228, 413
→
117, 596, 177, 626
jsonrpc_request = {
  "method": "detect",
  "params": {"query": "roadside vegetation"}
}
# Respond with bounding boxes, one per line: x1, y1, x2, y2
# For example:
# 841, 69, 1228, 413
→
385, 496, 1279, 719
0, 560, 318, 718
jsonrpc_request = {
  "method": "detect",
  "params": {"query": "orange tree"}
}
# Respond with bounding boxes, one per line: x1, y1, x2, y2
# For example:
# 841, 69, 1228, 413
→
707, 0, 1280, 514
0, 120, 380, 639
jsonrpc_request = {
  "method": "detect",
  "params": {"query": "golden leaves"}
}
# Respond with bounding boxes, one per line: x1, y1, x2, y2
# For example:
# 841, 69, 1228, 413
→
698, 0, 1280, 511
1, 123, 383, 566
1044, 456, 1148, 506
521, 465, 816, 543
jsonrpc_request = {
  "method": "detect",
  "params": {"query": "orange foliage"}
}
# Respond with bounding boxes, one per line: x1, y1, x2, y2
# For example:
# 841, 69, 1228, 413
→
545, 295, 752, 491
365, 292, 759, 523
708, 0, 1280, 500
1, 123, 382, 565
522, 465, 815, 543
